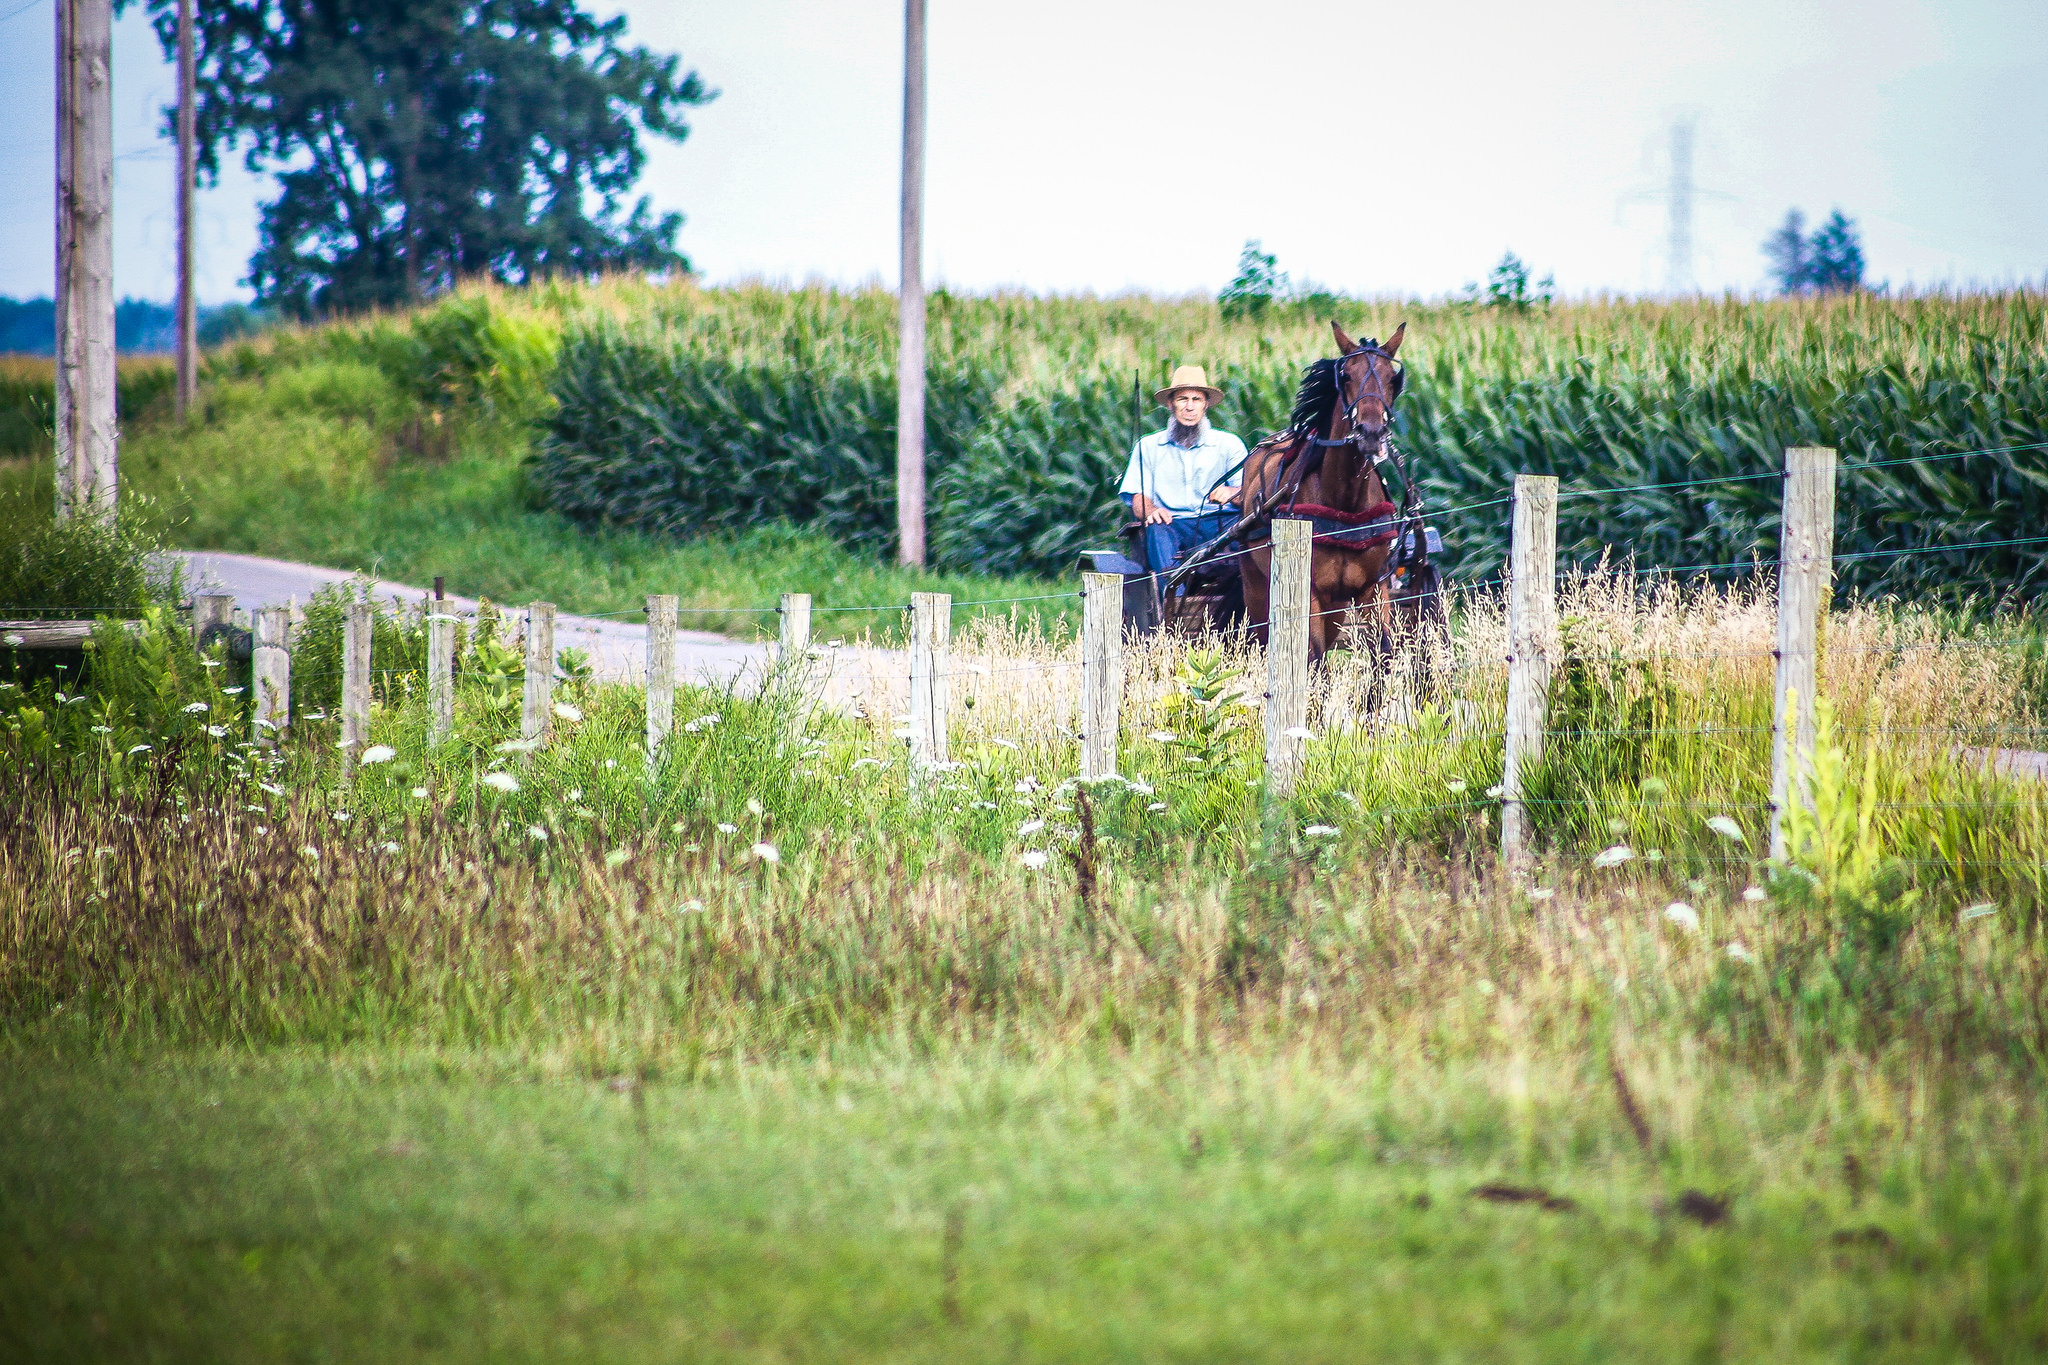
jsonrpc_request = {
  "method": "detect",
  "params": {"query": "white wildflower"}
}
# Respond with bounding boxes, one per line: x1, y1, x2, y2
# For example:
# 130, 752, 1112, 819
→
604, 848, 630, 869
222, 686, 245, 696
254, 826, 268, 835
411, 786, 428, 799
125, 743, 151, 755
746, 798, 764, 816
200, 660, 223, 669
1663, 902, 1701, 932
1146, 802, 1168, 812
482, 771, 520, 793
852, 757, 886, 769
1703, 815, 1746, 844
90, 725, 112, 734
206, 725, 228, 738
0, 634, 21, 647
300, 846, 319, 859
566, 788, 582, 803
1013, 776, 1041, 794
1303, 824, 1341, 838
1446, 779, 1467, 794
1284, 726, 1314, 741
681, 714, 719, 734
332, 811, 351, 822
528, 825, 549, 842
989, 738, 1021, 751
1726, 941, 1753, 962
183, 702, 209, 713
716, 822, 738, 834
360, 745, 396, 766
1018, 819, 1046, 837
970, 801, 998, 811
1148, 731, 1177, 743
381, 841, 402, 854
1486, 785, 1505, 799
604, 758, 618, 770
1018, 850, 1050, 870
494, 738, 540, 754
1742, 886, 1767, 903
679, 899, 705, 913
260, 783, 283, 796
1593, 845, 1635, 869
552, 702, 583, 722
751, 842, 780, 864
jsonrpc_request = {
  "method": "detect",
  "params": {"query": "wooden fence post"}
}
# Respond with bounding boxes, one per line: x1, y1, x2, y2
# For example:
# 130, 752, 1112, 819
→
646, 594, 677, 770
521, 601, 555, 752
1080, 572, 1123, 780
1264, 518, 1312, 797
1769, 446, 1838, 861
427, 589, 454, 748
779, 592, 812, 661
908, 592, 950, 773
341, 599, 371, 760
1500, 473, 1558, 866
192, 593, 233, 655
252, 605, 289, 744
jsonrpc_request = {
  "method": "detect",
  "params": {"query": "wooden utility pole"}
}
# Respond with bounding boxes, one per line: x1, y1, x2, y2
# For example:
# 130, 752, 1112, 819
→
1768, 447, 1838, 861
55, 0, 118, 519
895, 0, 927, 567
174, 0, 197, 418
1500, 474, 1559, 865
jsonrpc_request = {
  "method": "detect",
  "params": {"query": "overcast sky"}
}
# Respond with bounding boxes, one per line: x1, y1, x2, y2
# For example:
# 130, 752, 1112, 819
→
0, 0, 2041, 305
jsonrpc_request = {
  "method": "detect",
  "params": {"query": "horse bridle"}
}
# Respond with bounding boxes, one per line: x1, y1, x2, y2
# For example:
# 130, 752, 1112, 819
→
1315, 342, 1406, 455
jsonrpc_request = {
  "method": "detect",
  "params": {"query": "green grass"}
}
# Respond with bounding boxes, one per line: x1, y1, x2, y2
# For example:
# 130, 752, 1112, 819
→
4, 1044, 2044, 1363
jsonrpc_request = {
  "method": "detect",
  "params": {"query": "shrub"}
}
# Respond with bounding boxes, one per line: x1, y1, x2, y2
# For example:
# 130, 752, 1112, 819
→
0, 489, 179, 619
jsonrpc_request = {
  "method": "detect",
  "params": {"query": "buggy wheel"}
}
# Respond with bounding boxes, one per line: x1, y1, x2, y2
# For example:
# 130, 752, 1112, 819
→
1395, 562, 1452, 701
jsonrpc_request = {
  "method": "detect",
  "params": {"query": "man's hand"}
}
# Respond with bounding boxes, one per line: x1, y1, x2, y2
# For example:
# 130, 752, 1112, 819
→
1133, 494, 1174, 526
1207, 486, 1241, 507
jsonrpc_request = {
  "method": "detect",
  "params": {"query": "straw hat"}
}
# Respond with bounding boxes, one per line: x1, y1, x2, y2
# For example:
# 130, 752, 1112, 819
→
1154, 364, 1224, 408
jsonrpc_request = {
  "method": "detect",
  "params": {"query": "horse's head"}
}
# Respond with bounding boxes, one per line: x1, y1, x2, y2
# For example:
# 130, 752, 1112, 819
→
1329, 320, 1406, 446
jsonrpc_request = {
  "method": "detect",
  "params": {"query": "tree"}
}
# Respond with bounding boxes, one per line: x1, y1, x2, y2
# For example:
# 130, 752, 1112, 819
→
132, 0, 713, 316
1219, 240, 1289, 321
1764, 208, 1864, 294
1463, 251, 1553, 312
1806, 211, 1866, 292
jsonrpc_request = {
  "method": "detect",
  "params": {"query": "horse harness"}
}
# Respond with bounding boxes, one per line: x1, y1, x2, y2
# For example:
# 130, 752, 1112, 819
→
1158, 340, 1436, 593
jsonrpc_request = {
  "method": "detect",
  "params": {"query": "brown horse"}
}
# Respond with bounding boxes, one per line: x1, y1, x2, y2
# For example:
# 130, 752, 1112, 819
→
1238, 321, 1408, 664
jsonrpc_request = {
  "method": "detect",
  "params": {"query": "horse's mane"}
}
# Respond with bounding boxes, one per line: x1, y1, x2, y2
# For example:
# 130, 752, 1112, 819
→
1286, 357, 1342, 440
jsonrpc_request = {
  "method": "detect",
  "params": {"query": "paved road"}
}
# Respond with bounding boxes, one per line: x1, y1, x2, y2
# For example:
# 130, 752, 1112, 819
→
177, 550, 767, 686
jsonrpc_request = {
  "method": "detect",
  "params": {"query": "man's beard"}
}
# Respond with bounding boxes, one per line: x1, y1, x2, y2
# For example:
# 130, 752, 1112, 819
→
1168, 419, 1203, 445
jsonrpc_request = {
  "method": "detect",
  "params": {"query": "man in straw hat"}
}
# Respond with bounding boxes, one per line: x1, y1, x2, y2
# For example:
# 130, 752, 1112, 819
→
1119, 364, 1247, 575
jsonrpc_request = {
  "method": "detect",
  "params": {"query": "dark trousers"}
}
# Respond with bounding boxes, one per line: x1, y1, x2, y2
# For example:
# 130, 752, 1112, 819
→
1142, 510, 1235, 574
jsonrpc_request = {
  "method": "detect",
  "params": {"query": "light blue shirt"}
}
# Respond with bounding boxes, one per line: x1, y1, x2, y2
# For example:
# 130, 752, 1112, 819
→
1119, 421, 1247, 518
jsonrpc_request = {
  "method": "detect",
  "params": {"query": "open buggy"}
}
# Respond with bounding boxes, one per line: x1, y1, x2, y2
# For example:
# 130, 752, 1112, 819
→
1079, 323, 1451, 677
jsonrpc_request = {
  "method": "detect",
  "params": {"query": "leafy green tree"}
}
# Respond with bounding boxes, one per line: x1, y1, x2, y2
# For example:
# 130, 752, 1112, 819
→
1219, 240, 1290, 321
133, 0, 713, 316
1765, 208, 1865, 294
1464, 251, 1553, 311
1806, 211, 1866, 292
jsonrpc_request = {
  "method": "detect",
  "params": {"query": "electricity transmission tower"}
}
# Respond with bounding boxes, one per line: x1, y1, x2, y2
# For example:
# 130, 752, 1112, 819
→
1664, 118, 1696, 295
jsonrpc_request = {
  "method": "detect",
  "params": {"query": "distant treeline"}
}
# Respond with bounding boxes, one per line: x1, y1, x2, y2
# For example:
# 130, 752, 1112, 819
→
0, 297, 271, 356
